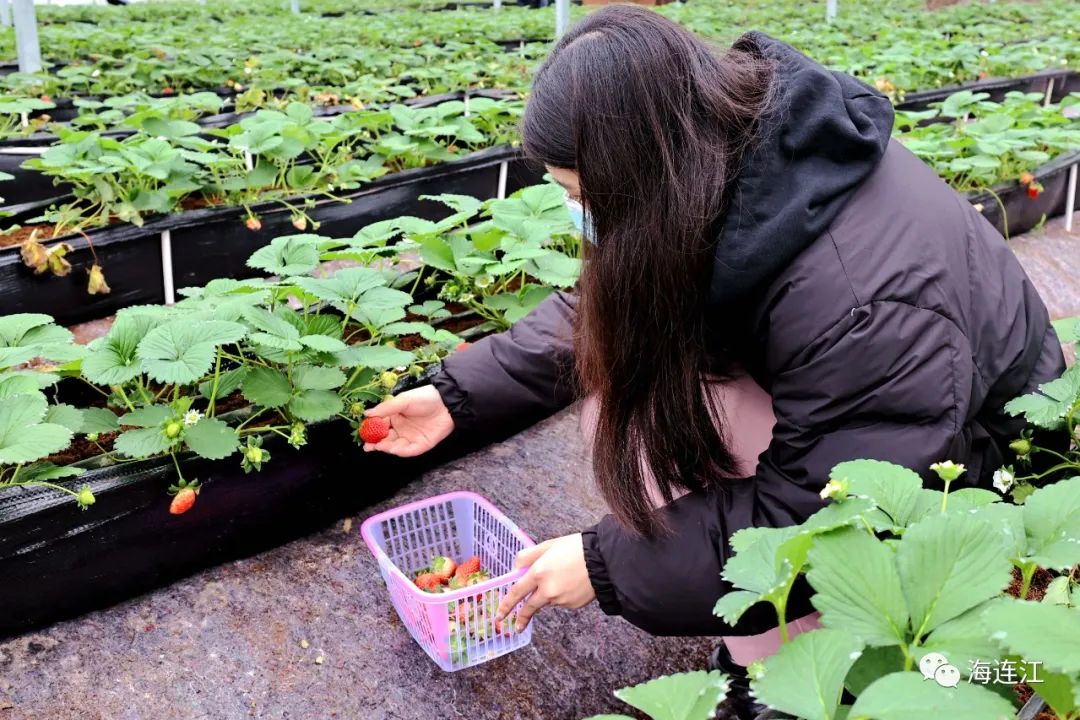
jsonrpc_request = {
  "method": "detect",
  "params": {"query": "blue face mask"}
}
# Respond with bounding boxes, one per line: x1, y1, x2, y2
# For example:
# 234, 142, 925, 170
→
565, 195, 596, 244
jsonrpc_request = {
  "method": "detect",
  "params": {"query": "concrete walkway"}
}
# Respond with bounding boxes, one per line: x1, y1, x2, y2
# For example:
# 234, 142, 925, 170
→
0, 214, 1076, 720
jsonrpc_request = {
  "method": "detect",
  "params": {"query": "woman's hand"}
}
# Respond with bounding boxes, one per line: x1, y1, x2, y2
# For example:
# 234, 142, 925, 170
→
361, 385, 454, 457
495, 533, 595, 631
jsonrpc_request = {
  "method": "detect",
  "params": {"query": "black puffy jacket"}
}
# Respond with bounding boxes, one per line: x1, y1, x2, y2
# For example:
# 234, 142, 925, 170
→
430, 33, 1066, 636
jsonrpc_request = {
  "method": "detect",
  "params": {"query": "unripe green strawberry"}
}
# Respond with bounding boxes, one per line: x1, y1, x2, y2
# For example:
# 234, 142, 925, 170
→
380, 371, 398, 390
76, 485, 95, 510
1009, 438, 1031, 456
164, 420, 183, 439
245, 446, 264, 464
85, 433, 100, 443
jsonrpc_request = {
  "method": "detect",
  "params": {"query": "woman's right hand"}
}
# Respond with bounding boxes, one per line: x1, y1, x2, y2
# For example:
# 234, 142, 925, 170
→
361, 385, 454, 457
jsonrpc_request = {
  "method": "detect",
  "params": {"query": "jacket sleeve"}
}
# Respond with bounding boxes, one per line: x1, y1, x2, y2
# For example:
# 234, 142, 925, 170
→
583, 300, 976, 636
431, 290, 579, 444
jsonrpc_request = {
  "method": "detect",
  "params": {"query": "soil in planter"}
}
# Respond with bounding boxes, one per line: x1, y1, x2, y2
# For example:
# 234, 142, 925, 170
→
1006, 564, 1074, 718
1016, 682, 1057, 720
47, 431, 117, 465
0, 223, 60, 248
1005, 565, 1056, 601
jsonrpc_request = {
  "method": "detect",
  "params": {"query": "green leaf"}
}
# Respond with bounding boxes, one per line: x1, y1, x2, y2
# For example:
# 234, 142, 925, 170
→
0, 373, 48, 399
118, 405, 172, 428
1021, 476, 1080, 570
0, 393, 72, 464
807, 528, 909, 646
242, 367, 292, 408
981, 600, 1080, 675
81, 407, 120, 434
831, 460, 923, 529
43, 404, 84, 434
299, 335, 347, 353
848, 672, 1014, 720
113, 427, 174, 458
721, 525, 797, 594
612, 670, 729, 720
199, 366, 249, 400
1051, 316, 1080, 344
896, 514, 1012, 638
751, 629, 863, 720
19, 462, 85, 482
292, 365, 346, 391
844, 645, 905, 696
1004, 365, 1080, 429
334, 344, 415, 370
184, 417, 239, 460
713, 590, 763, 625
137, 321, 245, 385
246, 234, 322, 276
288, 389, 344, 422
81, 313, 157, 385
921, 600, 1008, 678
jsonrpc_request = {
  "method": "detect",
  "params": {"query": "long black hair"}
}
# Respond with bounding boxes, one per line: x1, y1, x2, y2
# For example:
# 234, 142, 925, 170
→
520, 7, 776, 535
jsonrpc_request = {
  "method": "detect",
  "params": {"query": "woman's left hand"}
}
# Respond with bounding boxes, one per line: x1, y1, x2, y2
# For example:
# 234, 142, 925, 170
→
495, 533, 596, 631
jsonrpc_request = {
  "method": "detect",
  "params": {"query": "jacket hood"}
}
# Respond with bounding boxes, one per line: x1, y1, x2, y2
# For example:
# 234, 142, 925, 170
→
708, 32, 894, 306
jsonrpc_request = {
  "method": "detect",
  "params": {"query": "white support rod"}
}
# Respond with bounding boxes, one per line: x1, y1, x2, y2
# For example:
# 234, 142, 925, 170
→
497, 161, 508, 200
555, 0, 570, 38
161, 230, 175, 305
290, 0, 300, 14
12, 0, 42, 75
493, 0, 501, 8
1044, 77, 1056, 108
0, 1, 11, 30
1066, 163, 1077, 234
826, 0, 837, 22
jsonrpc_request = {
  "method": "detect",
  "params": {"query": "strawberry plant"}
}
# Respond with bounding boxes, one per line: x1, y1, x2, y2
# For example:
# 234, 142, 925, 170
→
705, 455, 1080, 720
999, 316, 1080, 506
0, 94, 55, 140
895, 92, 1080, 193
0, 313, 94, 508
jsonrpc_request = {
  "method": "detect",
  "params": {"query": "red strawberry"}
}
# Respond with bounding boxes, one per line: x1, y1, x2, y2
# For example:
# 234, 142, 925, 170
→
1019, 172, 1035, 186
162, 87, 175, 95
454, 556, 481, 581
455, 341, 470, 353
415, 573, 442, 593
1027, 183, 1042, 199
244, 216, 262, 231
170, 487, 197, 515
358, 417, 390, 444
430, 556, 457, 582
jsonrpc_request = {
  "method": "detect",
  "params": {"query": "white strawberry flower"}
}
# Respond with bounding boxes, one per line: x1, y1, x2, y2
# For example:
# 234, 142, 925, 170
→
183, 409, 203, 426
993, 468, 1015, 494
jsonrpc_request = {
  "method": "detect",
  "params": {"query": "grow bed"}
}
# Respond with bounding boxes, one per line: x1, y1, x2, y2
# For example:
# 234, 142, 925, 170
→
0, 146, 544, 325
970, 150, 1080, 239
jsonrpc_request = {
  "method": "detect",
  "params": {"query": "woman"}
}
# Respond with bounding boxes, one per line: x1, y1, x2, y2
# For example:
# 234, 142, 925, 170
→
364, 3, 1063, 679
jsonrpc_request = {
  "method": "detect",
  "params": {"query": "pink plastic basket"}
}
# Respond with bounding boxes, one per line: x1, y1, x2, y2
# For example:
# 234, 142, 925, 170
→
360, 491, 536, 671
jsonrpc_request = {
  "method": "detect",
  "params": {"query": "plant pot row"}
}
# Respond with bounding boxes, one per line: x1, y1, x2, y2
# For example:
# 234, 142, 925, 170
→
968, 149, 1080, 239
896, 68, 1079, 112
0, 145, 544, 326
0, 365, 481, 639
0, 88, 521, 207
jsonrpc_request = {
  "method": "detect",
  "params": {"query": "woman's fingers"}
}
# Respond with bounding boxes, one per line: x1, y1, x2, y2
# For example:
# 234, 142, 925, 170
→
364, 393, 411, 418
513, 591, 549, 632
496, 567, 538, 621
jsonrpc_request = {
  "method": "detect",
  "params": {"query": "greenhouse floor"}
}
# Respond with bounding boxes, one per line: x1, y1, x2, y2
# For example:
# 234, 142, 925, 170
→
0, 213, 1077, 720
